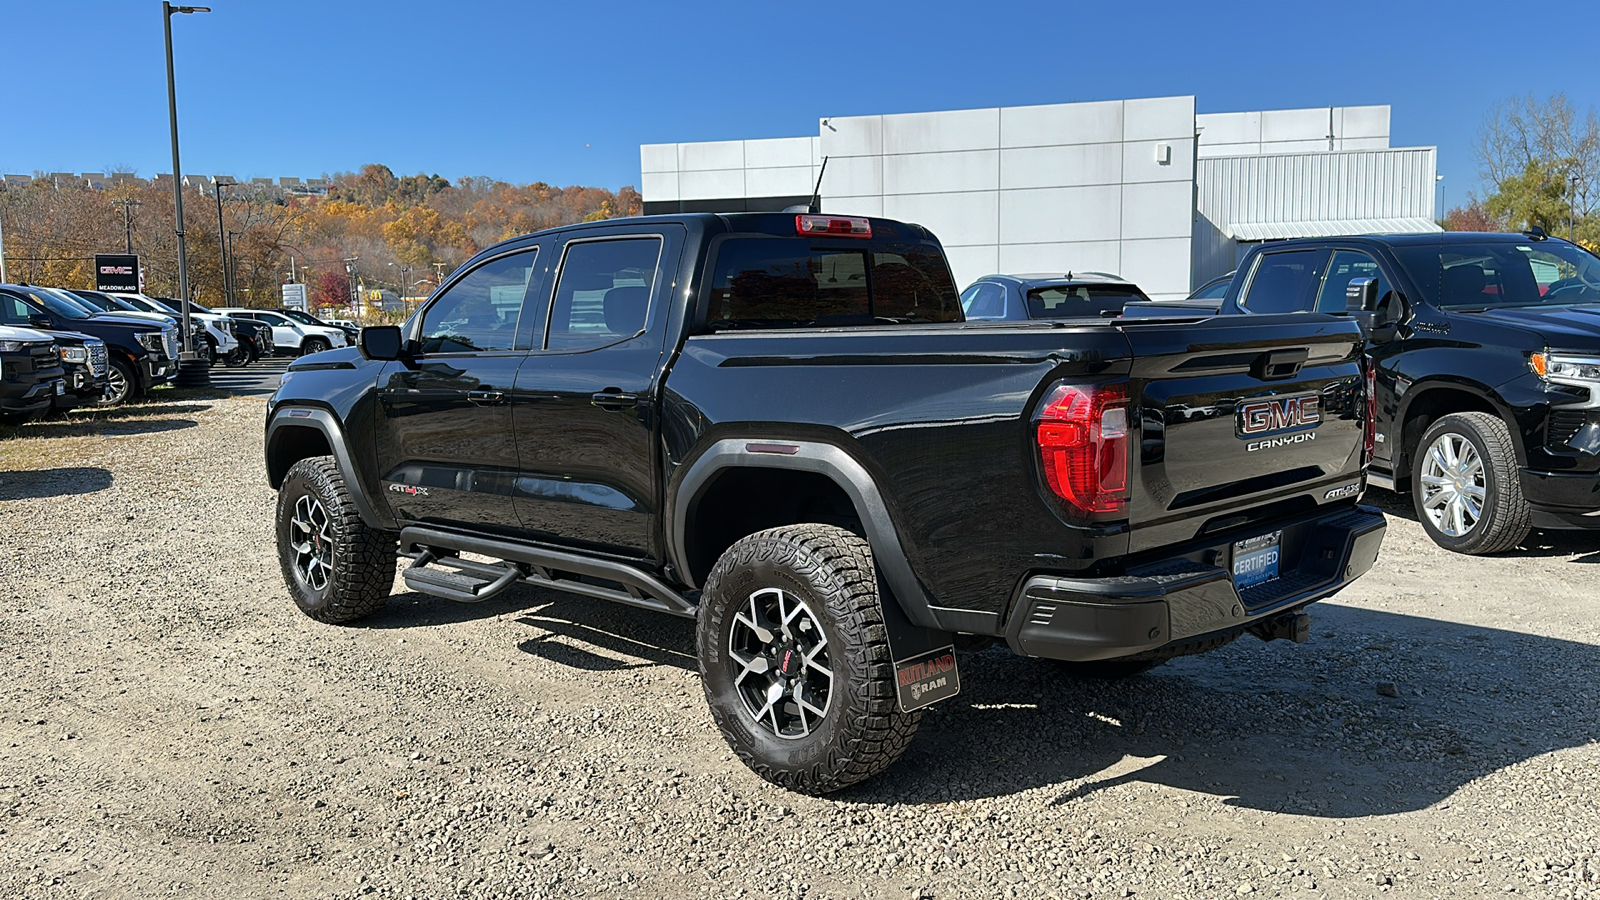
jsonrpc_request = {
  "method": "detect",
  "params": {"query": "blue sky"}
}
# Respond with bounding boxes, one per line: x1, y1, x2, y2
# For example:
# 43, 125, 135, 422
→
5, 0, 1597, 206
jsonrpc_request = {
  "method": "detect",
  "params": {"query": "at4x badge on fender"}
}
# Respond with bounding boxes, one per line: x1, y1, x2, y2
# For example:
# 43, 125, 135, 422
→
388, 483, 429, 497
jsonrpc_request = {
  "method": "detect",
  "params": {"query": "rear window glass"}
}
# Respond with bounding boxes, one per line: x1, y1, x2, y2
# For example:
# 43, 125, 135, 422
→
1025, 285, 1145, 319
706, 237, 962, 329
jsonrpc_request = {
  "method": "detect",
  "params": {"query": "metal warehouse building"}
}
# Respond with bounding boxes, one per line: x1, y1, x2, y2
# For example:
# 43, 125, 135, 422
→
640, 97, 1440, 300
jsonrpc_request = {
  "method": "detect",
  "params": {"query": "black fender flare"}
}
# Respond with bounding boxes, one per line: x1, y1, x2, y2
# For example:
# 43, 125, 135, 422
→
669, 438, 943, 631
265, 406, 388, 529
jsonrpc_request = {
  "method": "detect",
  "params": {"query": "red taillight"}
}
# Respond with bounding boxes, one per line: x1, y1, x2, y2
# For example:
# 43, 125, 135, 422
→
1362, 361, 1376, 465
1036, 382, 1129, 517
796, 214, 871, 238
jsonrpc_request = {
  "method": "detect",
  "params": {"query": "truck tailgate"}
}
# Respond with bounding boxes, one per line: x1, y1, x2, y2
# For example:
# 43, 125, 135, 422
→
1117, 314, 1366, 554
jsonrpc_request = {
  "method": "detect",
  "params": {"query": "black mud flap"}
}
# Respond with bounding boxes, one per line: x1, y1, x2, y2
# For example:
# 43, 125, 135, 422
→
876, 578, 960, 712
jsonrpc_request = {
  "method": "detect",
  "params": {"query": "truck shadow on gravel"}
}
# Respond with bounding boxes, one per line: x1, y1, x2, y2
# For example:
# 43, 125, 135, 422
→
1, 416, 199, 440
0, 466, 114, 500
1368, 491, 1600, 561
854, 604, 1599, 815
360, 584, 1597, 817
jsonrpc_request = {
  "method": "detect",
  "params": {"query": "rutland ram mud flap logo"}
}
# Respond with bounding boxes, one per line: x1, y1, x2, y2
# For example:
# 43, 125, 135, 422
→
1236, 393, 1321, 452
894, 647, 961, 712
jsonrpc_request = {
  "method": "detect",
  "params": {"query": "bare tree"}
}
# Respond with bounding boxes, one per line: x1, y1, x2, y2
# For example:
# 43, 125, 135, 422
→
1477, 93, 1600, 222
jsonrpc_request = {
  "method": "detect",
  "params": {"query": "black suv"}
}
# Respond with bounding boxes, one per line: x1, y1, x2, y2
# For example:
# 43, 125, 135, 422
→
0, 325, 66, 424
1208, 233, 1600, 553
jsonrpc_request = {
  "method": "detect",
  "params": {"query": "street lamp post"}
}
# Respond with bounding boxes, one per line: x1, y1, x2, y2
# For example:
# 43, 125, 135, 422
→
163, 1, 210, 386
226, 230, 241, 306
212, 176, 235, 305
1435, 174, 1445, 223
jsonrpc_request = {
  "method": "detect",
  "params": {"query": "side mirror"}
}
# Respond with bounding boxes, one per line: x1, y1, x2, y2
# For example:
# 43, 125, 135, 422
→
1345, 277, 1379, 312
28, 314, 54, 329
1370, 291, 1410, 342
359, 325, 407, 361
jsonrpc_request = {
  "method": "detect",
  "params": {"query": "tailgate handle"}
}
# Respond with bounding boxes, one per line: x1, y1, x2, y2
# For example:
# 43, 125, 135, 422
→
1252, 348, 1309, 381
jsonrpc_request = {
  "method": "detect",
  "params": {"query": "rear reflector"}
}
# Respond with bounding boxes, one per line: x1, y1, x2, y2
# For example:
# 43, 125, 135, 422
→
1036, 382, 1129, 517
796, 214, 871, 238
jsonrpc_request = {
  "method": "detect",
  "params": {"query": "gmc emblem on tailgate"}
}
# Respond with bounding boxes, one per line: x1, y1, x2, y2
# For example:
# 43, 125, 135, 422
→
1237, 394, 1321, 451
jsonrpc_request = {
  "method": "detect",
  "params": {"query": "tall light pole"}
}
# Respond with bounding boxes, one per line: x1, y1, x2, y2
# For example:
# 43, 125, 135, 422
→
212, 176, 235, 304
226, 230, 241, 305
164, 2, 210, 384
1435, 174, 1445, 222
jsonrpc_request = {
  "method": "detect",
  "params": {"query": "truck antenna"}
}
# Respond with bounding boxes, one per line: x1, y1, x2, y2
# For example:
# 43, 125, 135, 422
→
808, 157, 829, 214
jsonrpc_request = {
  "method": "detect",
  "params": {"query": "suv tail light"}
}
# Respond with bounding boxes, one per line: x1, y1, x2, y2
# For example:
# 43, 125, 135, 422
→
1035, 382, 1129, 517
796, 215, 871, 238
1362, 361, 1376, 465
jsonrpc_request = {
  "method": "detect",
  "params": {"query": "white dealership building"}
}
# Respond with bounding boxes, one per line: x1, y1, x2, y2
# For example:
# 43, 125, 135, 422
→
640, 97, 1440, 300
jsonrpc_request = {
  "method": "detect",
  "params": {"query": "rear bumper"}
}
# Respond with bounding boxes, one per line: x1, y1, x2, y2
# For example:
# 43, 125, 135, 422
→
1004, 504, 1386, 662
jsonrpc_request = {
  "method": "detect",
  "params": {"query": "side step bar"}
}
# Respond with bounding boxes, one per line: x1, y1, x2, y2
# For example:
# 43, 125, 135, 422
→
398, 526, 698, 619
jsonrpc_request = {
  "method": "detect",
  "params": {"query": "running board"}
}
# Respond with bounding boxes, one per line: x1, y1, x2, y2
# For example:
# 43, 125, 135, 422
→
398, 526, 698, 619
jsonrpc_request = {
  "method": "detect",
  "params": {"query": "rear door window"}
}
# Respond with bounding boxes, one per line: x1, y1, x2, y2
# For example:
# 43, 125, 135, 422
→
960, 282, 1008, 319
1240, 250, 1329, 314
545, 237, 662, 351
705, 237, 961, 329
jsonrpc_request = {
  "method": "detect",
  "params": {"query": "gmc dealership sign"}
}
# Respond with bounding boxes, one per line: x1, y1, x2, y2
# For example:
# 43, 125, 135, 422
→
94, 254, 141, 293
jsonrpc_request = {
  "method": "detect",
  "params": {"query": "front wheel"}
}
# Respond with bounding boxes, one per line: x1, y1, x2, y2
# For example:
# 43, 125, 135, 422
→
1412, 412, 1531, 554
300, 337, 330, 356
696, 524, 920, 795
275, 456, 397, 623
98, 357, 137, 407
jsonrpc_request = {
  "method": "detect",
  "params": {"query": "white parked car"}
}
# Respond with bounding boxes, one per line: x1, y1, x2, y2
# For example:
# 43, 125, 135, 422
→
213, 308, 349, 355
110, 293, 240, 362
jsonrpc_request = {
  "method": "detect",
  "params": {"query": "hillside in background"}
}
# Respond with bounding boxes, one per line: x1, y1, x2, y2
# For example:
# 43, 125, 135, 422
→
0, 163, 642, 310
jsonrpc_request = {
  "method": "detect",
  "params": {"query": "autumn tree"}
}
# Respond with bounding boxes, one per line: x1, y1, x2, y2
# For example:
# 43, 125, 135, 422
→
1476, 93, 1599, 244
1442, 200, 1500, 232
311, 269, 350, 309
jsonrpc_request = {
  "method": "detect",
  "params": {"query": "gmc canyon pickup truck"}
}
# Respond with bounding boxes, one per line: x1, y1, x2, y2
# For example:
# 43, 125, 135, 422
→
265, 212, 1385, 793
1168, 232, 1600, 554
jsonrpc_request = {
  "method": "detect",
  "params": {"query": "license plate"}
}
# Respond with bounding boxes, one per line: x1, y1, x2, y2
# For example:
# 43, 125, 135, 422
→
1233, 531, 1282, 589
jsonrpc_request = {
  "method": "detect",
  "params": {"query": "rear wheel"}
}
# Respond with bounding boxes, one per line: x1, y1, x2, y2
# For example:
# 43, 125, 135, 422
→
275, 456, 397, 623
221, 341, 250, 368
696, 525, 920, 794
1412, 412, 1531, 554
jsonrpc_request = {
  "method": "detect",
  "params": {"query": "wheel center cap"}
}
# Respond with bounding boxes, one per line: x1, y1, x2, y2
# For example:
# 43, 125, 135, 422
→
778, 646, 800, 677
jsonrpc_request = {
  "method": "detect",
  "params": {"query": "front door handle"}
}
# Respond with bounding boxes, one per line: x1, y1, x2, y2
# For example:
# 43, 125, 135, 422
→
467, 389, 505, 406
591, 390, 639, 410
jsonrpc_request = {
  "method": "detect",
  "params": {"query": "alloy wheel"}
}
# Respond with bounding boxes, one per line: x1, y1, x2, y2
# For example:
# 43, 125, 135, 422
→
102, 365, 129, 406
289, 494, 334, 592
727, 587, 834, 740
1418, 432, 1485, 537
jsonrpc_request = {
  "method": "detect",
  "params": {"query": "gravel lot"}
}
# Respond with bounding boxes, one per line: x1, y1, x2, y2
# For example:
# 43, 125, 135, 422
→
1, 391, 1597, 899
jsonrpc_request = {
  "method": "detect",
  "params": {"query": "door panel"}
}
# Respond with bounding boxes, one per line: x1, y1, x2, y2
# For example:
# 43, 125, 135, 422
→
373, 246, 544, 535
512, 228, 684, 559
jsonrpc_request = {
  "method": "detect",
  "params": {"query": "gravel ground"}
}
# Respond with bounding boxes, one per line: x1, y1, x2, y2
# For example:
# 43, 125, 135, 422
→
1, 392, 1597, 899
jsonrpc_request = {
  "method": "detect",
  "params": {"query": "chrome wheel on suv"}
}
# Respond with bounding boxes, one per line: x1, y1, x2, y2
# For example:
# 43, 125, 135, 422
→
1418, 432, 1484, 537
1411, 412, 1531, 554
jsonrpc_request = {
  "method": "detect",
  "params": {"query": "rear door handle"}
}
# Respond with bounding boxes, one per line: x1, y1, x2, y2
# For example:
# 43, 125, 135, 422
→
467, 389, 505, 406
591, 390, 638, 410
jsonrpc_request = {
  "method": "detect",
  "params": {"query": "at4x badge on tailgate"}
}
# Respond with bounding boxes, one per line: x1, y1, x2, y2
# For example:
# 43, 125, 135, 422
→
894, 646, 961, 712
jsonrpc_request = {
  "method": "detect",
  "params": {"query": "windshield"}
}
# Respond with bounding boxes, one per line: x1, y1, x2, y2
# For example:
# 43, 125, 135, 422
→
68, 291, 117, 312
41, 288, 106, 316
23, 288, 91, 320
1393, 240, 1600, 310
1025, 285, 1145, 319
139, 296, 183, 315
279, 308, 327, 326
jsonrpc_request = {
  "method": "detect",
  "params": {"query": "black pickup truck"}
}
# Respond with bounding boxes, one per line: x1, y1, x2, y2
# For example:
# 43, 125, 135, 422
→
1167, 233, 1600, 553
265, 213, 1385, 793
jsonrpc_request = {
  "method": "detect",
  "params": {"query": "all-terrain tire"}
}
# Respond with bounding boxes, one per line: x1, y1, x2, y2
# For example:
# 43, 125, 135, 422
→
275, 456, 397, 623
1412, 412, 1531, 555
696, 524, 921, 794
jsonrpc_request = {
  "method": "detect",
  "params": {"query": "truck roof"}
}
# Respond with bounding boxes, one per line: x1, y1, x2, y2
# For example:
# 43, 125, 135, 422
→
1258, 232, 1574, 249
479, 212, 940, 250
